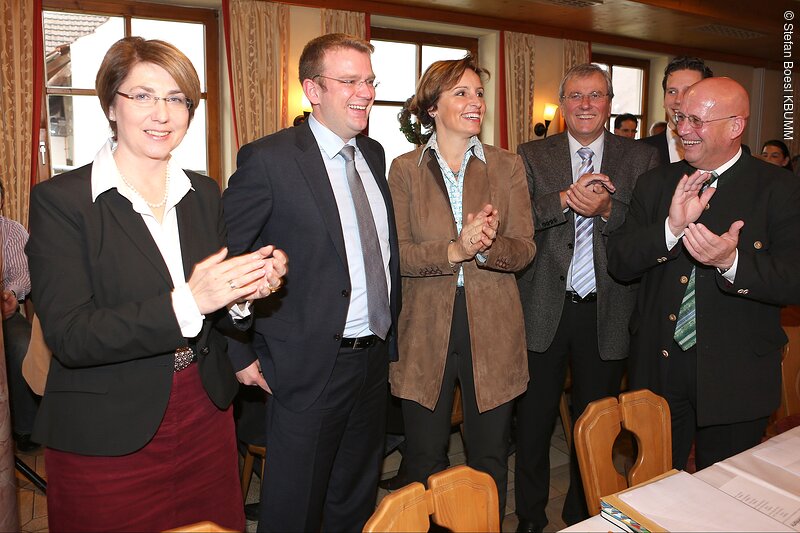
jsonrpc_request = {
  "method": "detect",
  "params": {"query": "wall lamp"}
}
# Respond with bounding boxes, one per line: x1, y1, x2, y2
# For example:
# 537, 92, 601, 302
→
534, 103, 558, 138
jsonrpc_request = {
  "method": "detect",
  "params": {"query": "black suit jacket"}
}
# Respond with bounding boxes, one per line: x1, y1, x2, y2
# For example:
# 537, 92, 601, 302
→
640, 131, 669, 165
608, 154, 800, 425
223, 121, 400, 412
26, 164, 239, 455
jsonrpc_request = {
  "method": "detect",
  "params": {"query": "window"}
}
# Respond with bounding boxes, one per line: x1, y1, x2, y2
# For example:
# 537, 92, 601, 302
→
592, 54, 649, 139
41, 0, 220, 183
369, 28, 478, 169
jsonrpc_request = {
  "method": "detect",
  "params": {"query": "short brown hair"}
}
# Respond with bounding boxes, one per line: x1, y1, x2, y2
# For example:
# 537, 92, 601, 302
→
96, 36, 201, 138
409, 54, 489, 130
298, 33, 374, 85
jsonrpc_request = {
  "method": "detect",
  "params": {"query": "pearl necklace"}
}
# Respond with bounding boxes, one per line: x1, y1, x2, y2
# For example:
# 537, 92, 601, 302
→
120, 167, 170, 209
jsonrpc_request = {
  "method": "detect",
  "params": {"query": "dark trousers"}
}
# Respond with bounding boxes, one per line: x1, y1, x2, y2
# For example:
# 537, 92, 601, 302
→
515, 295, 625, 528
663, 341, 769, 471
4, 312, 36, 435
257, 340, 388, 532
401, 288, 513, 517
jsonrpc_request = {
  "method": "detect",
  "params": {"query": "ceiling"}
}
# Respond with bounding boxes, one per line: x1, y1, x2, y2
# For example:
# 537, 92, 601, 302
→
306, 0, 795, 68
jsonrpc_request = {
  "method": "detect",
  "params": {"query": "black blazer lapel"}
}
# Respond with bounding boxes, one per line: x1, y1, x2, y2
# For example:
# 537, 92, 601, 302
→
293, 122, 349, 268
103, 191, 173, 287
176, 186, 205, 282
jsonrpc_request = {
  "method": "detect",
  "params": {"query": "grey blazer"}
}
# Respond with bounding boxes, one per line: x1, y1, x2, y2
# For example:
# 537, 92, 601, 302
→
516, 130, 660, 360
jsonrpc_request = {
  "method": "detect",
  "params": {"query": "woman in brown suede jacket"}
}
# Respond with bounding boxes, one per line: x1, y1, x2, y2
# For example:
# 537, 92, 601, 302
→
387, 55, 536, 517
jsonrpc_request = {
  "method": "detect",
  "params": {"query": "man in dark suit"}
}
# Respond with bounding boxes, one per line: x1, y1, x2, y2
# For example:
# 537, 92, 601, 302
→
608, 77, 800, 471
641, 56, 712, 164
514, 64, 659, 531
223, 33, 399, 532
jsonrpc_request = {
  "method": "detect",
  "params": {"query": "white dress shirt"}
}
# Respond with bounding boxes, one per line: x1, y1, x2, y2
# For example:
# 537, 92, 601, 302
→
666, 125, 685, 163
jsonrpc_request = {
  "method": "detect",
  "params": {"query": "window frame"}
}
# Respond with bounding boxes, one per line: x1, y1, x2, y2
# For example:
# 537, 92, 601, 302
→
369, 27, 478, 116
40, 0, 221, 186
592, 53, 650, 139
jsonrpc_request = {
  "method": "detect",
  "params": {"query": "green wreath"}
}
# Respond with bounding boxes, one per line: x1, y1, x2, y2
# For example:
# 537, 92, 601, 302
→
397, 97, 431, 146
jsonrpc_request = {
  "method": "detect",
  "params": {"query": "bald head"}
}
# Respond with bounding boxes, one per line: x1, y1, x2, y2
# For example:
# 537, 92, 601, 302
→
678, 77, 749, 170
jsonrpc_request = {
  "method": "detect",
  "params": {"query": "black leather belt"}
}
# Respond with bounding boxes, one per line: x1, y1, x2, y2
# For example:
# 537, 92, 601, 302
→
340, 335, 378, 350
566, 291, 597, 303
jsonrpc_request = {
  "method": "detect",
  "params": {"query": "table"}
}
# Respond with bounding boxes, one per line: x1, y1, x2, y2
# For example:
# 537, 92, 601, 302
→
561, 425, 800, 532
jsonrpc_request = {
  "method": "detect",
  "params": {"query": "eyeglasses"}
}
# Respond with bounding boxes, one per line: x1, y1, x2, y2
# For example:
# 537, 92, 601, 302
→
313, 75, 380, 90
116, 91, 193, 110
673, 112, 739, 129
561, 91, 609, 103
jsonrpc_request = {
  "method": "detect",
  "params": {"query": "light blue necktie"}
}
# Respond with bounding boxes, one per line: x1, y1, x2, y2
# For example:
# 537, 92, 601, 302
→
571, 147, 596, 297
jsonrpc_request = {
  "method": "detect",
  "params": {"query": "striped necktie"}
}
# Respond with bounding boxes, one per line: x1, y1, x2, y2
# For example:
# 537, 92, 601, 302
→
571, 147, 596, 298
673, 171, 718, 350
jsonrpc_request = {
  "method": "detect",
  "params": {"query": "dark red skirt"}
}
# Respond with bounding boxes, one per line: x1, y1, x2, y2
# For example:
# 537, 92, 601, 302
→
45, 363, 245, 532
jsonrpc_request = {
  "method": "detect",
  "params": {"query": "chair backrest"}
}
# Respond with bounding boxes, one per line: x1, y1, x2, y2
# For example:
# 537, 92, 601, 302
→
163, 521, 238, 532
778, 308, 800, 419
428, 465, 500, 532
363, 481, 431, 533
574, 389, 672, 516
364, 465, 500, 532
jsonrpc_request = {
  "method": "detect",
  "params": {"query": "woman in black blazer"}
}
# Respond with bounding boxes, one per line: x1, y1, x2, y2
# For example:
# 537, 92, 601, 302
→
26, 37, 286, 532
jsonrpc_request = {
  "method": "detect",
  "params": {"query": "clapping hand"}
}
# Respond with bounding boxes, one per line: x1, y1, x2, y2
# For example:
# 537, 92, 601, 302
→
668, 170, 716, 237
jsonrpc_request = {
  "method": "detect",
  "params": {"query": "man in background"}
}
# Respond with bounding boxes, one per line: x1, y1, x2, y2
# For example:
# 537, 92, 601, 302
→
613, 113, 638, 138
641, 56, 713, 163
0, 182, 36, 452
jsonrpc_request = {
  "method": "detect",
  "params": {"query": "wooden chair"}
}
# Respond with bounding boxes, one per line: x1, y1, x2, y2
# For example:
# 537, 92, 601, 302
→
768, 306, 800, 436
558, 368, 628, 450
240, 443, 265, 500
573, 388, 672, 516
163, 520, 237, 532
364, 465, 500, 532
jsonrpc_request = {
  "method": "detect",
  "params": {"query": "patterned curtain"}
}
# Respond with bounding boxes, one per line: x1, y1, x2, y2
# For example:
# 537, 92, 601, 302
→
320, 9, 366, 38
554, 39, 591, 133
504, 31, 536, 153
564, 39, 590, 71
224, 0, 289, 147
0, 0, 35, 227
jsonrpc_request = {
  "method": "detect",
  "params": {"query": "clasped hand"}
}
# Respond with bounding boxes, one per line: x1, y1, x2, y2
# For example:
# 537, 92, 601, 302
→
449, 203, 498, 264
564, 172, 615, 219
188, 245, 288, 315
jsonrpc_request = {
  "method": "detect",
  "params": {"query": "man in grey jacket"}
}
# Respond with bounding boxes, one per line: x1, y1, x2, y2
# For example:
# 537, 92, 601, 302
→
514, 63, 659, 531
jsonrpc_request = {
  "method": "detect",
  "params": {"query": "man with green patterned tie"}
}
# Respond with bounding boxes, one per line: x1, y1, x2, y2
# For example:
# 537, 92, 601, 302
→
608, 77, 800, 471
